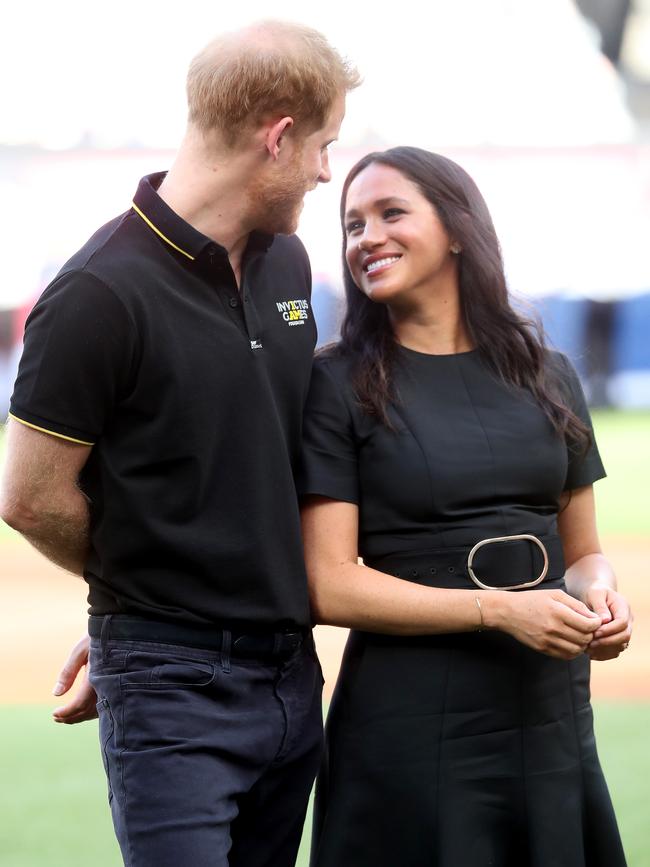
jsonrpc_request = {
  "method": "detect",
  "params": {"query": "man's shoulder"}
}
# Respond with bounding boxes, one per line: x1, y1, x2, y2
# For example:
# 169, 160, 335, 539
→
49, 207, 165, 307
29, 210, 147, 321
258, 234, 312, 300
61, 210, 135, 276
267, 233, 310, 264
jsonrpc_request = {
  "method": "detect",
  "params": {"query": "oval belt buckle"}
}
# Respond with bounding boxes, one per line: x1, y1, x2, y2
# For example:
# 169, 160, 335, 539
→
466, 534, 549, 591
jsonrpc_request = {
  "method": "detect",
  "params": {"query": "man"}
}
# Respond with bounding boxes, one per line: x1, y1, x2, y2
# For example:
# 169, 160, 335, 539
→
0, 21, 358, 866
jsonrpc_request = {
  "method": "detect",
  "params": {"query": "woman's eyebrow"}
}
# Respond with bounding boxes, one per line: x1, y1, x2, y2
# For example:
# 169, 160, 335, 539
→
345, 197, 410, 220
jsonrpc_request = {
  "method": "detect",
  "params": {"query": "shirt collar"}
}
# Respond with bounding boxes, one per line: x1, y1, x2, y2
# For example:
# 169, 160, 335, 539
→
131, 172, 274, 262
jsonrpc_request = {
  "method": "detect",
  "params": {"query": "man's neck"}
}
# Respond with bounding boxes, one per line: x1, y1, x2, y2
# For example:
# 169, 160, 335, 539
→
157, 134, 260, 277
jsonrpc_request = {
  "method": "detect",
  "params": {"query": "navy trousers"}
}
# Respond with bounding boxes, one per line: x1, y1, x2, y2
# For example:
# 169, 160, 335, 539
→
89, 627, 323, 866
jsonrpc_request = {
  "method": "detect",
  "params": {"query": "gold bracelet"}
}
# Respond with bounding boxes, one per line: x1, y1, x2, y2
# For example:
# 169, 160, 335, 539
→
475, 595, 484, 632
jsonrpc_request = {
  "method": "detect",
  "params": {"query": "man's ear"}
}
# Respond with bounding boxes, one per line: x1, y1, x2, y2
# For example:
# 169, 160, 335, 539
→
264, 116, 294, 159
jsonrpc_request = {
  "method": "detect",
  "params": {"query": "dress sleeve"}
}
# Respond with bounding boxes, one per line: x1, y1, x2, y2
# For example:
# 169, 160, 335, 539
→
554, 353, 606, 490
298, 358, 360, 504
9, 269, 136, 445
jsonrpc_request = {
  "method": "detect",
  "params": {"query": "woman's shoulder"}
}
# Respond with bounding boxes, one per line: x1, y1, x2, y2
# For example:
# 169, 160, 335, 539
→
542, 348, 581, 387
544, 347, 572, 370
540, 349, 590, 418
308, 345, 363, 419
312, 343, 355, 383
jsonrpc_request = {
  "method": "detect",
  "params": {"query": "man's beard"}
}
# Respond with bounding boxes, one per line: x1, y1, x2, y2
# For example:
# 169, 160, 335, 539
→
247, 157, 312, 235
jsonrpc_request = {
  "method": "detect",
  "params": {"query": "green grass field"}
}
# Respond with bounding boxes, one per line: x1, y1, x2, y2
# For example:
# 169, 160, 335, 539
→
590, 411, 650, 535
0, 703, 648, 867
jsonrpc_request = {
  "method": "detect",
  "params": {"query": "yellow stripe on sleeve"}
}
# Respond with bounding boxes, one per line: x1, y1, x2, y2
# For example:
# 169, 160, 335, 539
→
131, 202, 195, 261
8, 413, 95, 446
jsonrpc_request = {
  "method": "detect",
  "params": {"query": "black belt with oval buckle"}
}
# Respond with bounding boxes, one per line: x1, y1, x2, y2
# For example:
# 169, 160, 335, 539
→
365, 533, 564, 591
88, 615, 307, 659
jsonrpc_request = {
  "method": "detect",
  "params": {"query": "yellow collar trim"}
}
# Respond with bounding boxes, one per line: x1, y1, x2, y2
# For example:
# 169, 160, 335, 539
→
131, 202, 195, 261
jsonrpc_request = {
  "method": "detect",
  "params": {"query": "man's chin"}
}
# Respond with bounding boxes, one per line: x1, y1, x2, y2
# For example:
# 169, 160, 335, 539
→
277, 218, 300, 236
258, 211, 301, 236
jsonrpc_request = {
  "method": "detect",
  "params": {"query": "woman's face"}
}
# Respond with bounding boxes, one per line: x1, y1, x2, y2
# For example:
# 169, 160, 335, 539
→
343, 162, 458, 307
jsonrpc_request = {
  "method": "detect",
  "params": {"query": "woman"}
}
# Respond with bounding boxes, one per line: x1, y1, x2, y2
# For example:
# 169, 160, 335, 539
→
300, 147, 631, 866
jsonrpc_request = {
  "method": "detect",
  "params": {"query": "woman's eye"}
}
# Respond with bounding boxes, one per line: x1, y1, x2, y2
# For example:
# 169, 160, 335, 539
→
346, 221, 364, 235
384, 208, 404, 219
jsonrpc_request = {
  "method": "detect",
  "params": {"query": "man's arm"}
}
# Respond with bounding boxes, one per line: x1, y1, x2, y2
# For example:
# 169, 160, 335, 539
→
1, 418, 98, 723
0, 418, 92, 573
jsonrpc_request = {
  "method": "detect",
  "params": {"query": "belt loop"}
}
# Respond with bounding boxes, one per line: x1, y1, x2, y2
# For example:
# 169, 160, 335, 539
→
220, 629, 232, 674
100, 615, 113, 662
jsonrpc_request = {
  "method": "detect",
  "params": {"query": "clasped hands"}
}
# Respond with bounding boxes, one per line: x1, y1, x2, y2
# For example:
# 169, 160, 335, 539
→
581, 583, 633, 661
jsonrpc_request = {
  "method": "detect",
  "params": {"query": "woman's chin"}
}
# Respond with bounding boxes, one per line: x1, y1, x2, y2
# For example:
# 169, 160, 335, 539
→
363, 285, 401, 306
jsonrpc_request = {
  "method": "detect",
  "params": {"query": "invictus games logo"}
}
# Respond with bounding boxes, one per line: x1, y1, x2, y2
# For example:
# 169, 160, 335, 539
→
276, 298, 310, 326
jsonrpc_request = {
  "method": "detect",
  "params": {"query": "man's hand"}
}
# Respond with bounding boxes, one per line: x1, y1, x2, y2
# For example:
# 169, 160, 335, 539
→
52, 634, 98, 724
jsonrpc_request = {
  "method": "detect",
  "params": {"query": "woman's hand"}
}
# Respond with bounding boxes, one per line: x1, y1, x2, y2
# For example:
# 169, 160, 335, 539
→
483, 589, 602, 660
583, 584, 633, 661
556, 485, 632, 662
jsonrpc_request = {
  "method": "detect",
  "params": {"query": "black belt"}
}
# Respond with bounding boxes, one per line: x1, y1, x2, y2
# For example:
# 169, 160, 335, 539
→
365, 533, 565, 591
89, 615, 307, 660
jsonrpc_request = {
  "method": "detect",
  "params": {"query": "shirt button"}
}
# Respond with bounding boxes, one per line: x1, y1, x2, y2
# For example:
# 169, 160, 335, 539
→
229, 297, 239, 308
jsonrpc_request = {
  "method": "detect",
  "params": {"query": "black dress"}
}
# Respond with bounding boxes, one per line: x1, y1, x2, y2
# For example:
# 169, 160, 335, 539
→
300, 347, 626, 867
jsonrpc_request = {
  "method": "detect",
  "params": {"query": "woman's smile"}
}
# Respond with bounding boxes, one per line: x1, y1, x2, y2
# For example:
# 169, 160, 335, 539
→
363, 254, 402, 277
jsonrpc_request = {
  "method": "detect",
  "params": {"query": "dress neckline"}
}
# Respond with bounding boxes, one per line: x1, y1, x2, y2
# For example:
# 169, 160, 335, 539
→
396, 344, 479, 360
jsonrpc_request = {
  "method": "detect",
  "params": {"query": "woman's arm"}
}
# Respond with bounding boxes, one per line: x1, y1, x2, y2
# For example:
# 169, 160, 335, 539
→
558, 484, 633, 660
301, 495, 602, 659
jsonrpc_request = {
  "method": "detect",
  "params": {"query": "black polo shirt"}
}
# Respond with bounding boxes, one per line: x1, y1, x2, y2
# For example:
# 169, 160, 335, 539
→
10, 173, 317, 628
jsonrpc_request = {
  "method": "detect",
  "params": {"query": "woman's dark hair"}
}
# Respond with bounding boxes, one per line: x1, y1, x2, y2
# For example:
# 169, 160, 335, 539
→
336, 146, 589, 449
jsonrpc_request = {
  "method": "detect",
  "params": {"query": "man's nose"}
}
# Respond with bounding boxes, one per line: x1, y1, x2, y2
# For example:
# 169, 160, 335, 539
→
318, 150, 332, 184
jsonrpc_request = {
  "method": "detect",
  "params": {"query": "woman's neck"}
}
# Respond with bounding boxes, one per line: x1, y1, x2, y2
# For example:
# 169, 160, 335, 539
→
388, 292, 473, 356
